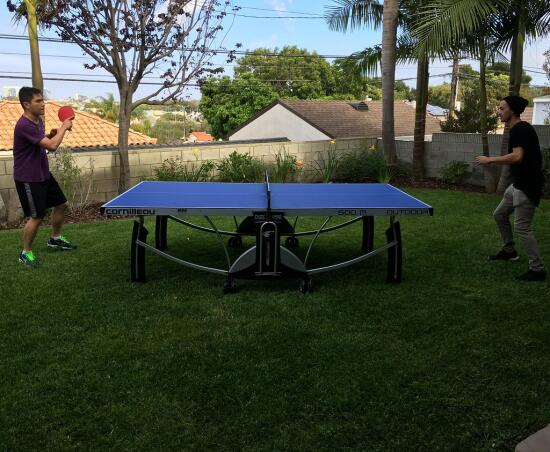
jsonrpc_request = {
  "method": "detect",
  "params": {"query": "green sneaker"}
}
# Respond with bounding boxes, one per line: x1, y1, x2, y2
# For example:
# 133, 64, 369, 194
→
19, 250, 39, 268
47, 235, 77, 250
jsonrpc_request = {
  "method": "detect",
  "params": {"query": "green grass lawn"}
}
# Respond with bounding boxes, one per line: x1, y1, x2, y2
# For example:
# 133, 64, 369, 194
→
1, 189, 549, 451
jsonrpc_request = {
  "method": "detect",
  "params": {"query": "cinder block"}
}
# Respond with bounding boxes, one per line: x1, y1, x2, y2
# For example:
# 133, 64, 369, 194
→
200, 148, 220, 160
298, 143, 312, 154
127, 152, 140, 166
90, 154, 116, 168
139, 152, 162, 165
219, 147, 237, 159
161, 150, 183, 162
4, 160, 13, 175
0, 174, 15, 190
130, 165, 152, 178
95, 179, 119, 193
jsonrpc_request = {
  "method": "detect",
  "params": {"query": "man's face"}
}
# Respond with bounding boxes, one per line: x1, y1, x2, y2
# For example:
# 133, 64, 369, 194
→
23, 94, 45, 116
497, 100, 514, 123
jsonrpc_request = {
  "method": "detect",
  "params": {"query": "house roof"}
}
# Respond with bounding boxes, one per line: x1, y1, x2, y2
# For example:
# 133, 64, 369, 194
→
190, 131, 213, 141
0, 100, 156, 151
230, 99, 442, 139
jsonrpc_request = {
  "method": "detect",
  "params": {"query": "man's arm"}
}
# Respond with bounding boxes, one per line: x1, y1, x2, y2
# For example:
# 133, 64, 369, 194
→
475, 147, 524, 165
39, 119, 72, 151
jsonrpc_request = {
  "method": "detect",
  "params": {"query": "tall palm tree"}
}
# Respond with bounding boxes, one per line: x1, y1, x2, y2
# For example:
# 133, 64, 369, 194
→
7, 0, 51, 93
412, 0, 550, 192
325, 0, 399, 170
326, 0, 447, 179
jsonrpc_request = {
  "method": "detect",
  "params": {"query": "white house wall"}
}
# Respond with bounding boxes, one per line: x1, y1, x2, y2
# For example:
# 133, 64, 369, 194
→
229, 104, 330, 141
532, 99, 550, 125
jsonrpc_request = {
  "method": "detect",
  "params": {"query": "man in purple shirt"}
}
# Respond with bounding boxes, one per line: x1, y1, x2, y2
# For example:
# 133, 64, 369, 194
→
14, 87, 77, 268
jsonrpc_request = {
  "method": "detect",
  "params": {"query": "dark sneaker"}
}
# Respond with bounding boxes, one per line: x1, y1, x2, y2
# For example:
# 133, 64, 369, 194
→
47, 236, 77, 250
515, 270, 546, 281
19, 250, 39, 268
489, 249, 519, 261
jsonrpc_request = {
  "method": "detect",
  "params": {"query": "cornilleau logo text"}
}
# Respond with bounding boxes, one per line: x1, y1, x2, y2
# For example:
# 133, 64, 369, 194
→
105, 208, 156, 215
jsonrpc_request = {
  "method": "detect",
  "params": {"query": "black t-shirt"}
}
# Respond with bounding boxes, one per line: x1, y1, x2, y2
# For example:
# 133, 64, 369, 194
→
509, 121, 544, 206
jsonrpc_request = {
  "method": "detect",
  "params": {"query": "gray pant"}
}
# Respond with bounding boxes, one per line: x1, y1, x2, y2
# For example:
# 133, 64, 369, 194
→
494, 185, 544, 271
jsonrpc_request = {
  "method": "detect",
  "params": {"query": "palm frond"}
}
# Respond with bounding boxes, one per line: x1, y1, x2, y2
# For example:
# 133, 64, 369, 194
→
325, 0, 383, 32
412, 0, 508, 51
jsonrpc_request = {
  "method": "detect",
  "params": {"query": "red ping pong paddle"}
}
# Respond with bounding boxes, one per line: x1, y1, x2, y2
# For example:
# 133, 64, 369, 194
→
58, 105, 75, 122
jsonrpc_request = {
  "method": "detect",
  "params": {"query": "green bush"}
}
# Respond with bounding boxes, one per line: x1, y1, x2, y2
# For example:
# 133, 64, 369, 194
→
50, 148, 95, 209
440, 160, 470, 185
152, 157, 214, 182
216, 151, 264, 182
267, 147, 303, 183
311, 142, 342, 183
334, 146, 391, 183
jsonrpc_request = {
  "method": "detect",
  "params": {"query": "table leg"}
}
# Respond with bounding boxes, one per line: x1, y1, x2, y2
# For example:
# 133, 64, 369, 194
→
155, 215, 168, 251
131, 217, 148, 282
386, 218, 402, 283
361, 216, 374, 253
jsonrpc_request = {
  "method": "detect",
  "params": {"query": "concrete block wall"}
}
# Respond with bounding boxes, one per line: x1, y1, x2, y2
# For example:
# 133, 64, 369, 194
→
1, 127, 548, 221
0, 138, 374, 221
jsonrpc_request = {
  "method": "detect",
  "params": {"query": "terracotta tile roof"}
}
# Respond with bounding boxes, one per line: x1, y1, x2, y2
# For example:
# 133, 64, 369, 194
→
231, 99, 442, 139
190, 131, 213, 141
0, 100, 156, 151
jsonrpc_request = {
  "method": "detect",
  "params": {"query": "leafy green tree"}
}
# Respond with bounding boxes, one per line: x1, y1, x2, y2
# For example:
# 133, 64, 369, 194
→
199, 73, 278, 139
441, 86, 499, 133
85, 94, 119, 123
234, 46, 337, 99
429, 84, 452, 108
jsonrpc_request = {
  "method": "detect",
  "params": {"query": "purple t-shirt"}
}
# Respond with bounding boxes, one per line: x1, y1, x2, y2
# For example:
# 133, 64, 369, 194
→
13, 116, 49, 182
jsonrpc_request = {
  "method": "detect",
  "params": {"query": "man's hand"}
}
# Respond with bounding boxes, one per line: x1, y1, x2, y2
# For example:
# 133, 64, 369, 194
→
61, 119, 73, 131
47, 128, 58, 139
475, 155, 492, 165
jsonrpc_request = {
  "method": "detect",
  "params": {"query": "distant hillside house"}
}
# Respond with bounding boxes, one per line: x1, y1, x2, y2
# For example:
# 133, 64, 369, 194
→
228, 99, 442, 142
0, 100, 156, 151
188, 131, 213, 143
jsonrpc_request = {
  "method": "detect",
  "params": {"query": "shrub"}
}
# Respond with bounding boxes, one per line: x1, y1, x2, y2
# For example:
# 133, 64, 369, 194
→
50, 148, 95, 210
335, 145, 391, 183
152, 157, 214, 182
440, 160, 470, 185
268, 146, 303, 183
216, 151, 264, 182
311, 141, 342, 183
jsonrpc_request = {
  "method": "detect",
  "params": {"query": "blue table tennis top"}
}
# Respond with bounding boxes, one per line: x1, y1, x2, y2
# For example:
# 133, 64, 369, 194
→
101, 181, 433, 217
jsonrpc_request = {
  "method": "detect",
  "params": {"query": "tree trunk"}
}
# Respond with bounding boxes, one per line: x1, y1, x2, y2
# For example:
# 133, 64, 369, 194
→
496, 5, 525, 194
24, 0, 43, 93
381, 0, 399, 172
413, 54, 429, 180
449, 51, 459, 118
117, 91, 132, 193
479, 38, 497, 193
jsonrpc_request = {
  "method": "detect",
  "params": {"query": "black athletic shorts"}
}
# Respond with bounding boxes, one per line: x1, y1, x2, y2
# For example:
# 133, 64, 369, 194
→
15, 173, 67, 219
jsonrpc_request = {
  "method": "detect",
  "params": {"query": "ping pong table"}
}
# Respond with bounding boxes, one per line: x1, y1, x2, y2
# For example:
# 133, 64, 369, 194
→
101, 174, 433, 293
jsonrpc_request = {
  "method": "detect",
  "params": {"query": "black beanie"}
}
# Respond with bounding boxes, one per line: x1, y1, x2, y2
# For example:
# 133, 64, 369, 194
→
503, 95, 529, 115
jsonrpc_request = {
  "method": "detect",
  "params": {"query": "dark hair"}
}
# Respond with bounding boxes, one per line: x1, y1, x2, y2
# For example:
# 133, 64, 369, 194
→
18, 87, 42, 109
502, 95, 529, 116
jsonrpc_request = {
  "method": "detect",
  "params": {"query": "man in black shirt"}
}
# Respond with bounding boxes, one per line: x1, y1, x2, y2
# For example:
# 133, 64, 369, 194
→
476, 95, 545, 281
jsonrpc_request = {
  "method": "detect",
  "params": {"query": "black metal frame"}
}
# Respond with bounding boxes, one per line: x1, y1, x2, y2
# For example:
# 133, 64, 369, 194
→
130, 211, 402, 293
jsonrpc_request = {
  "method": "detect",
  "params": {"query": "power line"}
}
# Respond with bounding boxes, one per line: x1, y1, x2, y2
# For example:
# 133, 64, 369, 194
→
0, 33, 352, 59
226, 11, 322, 19
236, 5, 323, 17
0, 74, 316, 84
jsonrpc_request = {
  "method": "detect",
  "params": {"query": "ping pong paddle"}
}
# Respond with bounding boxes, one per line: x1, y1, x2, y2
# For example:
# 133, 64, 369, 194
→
58, 105, 75, 122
